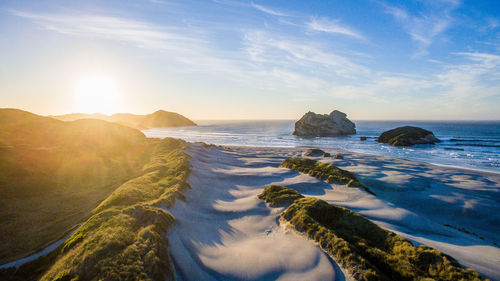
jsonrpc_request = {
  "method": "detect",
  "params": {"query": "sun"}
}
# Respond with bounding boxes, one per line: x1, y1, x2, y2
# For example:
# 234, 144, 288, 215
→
75, 75, 119, 114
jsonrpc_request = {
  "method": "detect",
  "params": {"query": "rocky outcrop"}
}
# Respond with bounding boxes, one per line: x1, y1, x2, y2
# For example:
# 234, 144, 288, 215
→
377, 126, 441, 146
303, 148, 327, 157
334, 154, 344, 159
293, 110, 356, 137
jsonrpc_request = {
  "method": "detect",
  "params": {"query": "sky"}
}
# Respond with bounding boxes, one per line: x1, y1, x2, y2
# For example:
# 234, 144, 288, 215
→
0, 0, 499, 120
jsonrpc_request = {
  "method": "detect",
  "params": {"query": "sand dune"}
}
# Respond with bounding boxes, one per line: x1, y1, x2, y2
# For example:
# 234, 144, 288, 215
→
168, 144, 344, 281
169, 144, 500, 280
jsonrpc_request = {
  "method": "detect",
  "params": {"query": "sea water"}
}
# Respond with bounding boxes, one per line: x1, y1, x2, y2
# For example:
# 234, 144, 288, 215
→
143, 120, 500, 173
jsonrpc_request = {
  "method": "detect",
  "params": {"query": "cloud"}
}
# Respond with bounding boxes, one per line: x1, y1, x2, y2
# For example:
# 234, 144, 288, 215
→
10, 5, 499, 119
327, 51, 500, 118
251, 2, 288, 17
307, 17, 364, 40
243, 30, 369, 78
383, 1, 459, 56
487, 18, 500, 30
10, 10, 205, 53
438, 52, 500, 97
148, 0, 168, 4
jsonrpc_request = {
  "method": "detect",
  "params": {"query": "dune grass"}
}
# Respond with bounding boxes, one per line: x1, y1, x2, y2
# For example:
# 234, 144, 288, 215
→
0, 109, 155, 265
37, 138, 189, 281
1, 137, 190, 281
40, 205, 176, 281
280, 157, 375, 195
258, 184, 304, 207
0, 109, 192, 280
259, 185, 488, 281
94, 138, 191, 213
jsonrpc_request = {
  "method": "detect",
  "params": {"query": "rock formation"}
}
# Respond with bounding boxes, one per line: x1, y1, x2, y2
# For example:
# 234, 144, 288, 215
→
303, 148, 327, 157
377, 126, 441, 146
334, 154, 344, 159
293, 110, 356, 137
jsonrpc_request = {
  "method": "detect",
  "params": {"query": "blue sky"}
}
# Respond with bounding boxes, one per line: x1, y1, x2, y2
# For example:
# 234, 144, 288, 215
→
0, 0, 499, 119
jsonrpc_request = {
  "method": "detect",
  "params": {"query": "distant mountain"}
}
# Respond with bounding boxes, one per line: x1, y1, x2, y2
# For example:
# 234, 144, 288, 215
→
51, 110, 196, 129
0, 108, 154, 265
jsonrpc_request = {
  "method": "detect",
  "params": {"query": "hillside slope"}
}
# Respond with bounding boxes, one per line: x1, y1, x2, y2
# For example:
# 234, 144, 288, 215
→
0, 108, 157, 264
51, 110, 196, 129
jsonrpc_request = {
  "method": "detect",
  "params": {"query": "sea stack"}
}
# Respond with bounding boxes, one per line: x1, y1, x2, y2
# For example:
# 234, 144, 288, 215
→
377, 126, 441, 146
293, 110, 356, 137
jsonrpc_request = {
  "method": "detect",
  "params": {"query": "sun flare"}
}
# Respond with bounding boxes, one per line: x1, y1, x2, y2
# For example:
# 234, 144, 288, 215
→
75, 75, 118, 114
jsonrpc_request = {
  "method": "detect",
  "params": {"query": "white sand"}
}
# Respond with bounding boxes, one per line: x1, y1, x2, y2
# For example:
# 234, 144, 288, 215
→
168, 144, 344, 281
168, 143, 500, 280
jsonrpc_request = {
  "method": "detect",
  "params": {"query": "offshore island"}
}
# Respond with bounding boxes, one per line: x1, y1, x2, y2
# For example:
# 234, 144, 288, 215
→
0, 108, 499, 281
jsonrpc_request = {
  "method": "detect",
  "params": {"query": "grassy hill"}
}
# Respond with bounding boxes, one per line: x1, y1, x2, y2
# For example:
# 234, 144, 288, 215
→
36, 138, 189, 281
0, 108, 157, 265
51, 110, 196, 129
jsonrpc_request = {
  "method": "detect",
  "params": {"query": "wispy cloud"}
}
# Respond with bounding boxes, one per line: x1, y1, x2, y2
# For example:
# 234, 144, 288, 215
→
148, 0, 168, 4
327, 51, 500, 119
251, 2, 288, 17
487, 18, 500, 30
383, 1, 459, 57
10, 10, 205, 53
10, 4, 499, 119
243, 30, 369, 78
307, 17, 364, 40
438, 52, 500, 96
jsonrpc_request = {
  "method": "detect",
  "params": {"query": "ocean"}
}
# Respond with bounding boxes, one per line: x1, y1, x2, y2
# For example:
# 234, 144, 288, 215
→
143, 120, 500, 173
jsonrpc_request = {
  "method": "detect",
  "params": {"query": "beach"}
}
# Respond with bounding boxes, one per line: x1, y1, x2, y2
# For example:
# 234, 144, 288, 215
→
168, 142, 500, 280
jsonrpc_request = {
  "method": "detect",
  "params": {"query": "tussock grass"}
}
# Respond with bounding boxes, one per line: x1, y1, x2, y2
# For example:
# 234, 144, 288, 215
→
0, 109, 154, 264
258, 185, 488, 281
1, 110, 192, 280
280, 158, 375, 195
95, 138, 191, 212
35, 138, 190, 281
39, 205, 175, 281
258, 184, 304, 207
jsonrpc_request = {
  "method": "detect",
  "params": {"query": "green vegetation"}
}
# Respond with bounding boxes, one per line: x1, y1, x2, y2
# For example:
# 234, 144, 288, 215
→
0, 109, 191, 281
39, 205, 175, 281
258, 184, 304, 206
94, 138, 191, 213
51, 109, 196, 130
0, 109, 154, 264
258, 185, 488, 281
1, 136, 189, 281
35, 137, 189, 281
280, 157, 375, 195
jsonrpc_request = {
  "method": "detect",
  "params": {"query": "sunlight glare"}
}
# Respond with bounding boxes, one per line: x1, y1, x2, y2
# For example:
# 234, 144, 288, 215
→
75, 75, 118, 114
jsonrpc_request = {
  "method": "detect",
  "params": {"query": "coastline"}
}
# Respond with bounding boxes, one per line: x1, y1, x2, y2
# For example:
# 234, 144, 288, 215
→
205, 143, 500, 176
143, 119, 500, 175
168, 142, 500, 280
3, 141, 498, 280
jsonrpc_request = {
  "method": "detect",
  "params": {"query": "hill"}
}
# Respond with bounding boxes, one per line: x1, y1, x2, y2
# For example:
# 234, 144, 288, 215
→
2, 138, 190, 281
51, 110, 196, 129
0, 108, 157, 264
